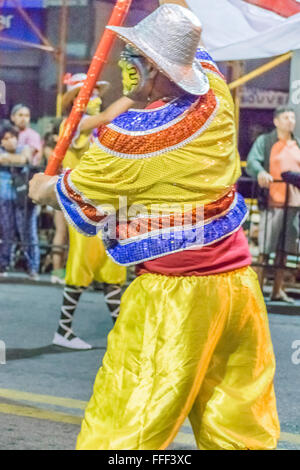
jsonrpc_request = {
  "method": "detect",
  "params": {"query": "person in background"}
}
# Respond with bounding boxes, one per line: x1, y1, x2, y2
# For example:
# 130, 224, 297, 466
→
10, 104, 42, 167
49, 74, 132, 349
0, 121, 38, 278
43, 132, 68, 285
246, 106, 300, 302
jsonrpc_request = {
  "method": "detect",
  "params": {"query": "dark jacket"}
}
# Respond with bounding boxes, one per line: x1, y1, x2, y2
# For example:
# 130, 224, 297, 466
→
281, 171, 300, 189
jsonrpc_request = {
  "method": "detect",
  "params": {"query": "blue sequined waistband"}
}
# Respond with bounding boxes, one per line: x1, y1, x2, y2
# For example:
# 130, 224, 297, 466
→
104, 193, 248, 266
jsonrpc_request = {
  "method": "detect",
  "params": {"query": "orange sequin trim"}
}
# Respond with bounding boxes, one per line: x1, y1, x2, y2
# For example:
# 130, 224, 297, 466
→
63, 171, 105, 224
202, 62, 226, 81
97, 90, 217, 156
117, 189, 235, 239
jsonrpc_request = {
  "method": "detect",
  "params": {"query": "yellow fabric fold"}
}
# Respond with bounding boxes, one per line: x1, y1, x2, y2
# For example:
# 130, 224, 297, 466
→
65, 226, 126, 287
77, 267, 279, 450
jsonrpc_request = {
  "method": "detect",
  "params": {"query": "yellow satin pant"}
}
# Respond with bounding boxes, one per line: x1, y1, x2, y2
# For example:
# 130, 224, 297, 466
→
77, 267, 280, 450
65, 225, 126, 287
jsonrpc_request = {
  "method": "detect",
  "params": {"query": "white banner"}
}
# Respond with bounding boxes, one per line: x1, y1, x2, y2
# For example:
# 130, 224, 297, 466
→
187, 0, 300, 60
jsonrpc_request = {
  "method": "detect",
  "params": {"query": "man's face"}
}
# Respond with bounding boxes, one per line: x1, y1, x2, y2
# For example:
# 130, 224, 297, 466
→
1, 132, 18, 152
274, 111, 296, 134
118, 45, 156, 98
11, 107, 30, 130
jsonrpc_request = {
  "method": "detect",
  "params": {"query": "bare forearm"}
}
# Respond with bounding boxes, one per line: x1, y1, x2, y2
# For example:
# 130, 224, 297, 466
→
79, 97, 134, 132
0, 152, 27, 165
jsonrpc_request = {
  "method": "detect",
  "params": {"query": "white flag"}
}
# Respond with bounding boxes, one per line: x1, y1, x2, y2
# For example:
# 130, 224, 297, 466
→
187, 0, 300, 60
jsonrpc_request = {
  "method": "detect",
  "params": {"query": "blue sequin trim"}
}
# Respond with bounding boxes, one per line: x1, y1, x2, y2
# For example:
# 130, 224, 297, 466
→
109, 94, 199, 134
55, 174, 99, 237
104, 194, 248, 266
196, 48, 216, 63
107, 48, 216, 136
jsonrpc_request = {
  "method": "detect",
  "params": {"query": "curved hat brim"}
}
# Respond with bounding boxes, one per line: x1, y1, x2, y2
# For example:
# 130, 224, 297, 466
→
62, 81, 111, 112
107, 25, 209, 96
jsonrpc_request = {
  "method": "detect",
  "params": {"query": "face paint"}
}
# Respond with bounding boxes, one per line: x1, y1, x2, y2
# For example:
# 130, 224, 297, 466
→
86, 96, 102, 116
118, 57, 139, 96
118, 45, 155, 97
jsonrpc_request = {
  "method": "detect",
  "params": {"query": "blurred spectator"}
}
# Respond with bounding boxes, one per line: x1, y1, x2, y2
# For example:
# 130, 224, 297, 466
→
43, 130, 67, 284
246, 107, 300, 302
10, 104, 42, 167
0, 121, 40, 279
43, 132, 58, 166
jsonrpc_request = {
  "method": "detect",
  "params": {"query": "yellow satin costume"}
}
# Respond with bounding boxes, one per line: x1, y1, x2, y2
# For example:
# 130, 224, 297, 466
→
77, 268, 279, 450
57, 50, 279, 449
62, 101, 126, 287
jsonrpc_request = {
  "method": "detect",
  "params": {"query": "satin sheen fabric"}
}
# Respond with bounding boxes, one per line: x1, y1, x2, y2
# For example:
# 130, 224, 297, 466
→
65, 225, 126, 287
77, 267, 279, 450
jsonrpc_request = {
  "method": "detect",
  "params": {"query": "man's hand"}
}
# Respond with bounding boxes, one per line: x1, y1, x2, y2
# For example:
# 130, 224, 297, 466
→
257, 170, 273, 189
29, 173, 60, 208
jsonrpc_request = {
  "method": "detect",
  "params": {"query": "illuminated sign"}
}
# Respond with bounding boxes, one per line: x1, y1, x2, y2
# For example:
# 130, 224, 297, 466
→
0, 8, 44, 50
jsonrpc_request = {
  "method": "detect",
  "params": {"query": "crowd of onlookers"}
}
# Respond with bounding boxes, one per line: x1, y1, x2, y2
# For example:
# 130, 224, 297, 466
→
1, 103, 300, 303
0, 104, 66, 282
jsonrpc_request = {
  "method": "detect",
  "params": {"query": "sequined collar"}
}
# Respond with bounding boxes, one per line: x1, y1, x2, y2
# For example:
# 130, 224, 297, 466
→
95, 90, 219, 159
108, 94, 199, 135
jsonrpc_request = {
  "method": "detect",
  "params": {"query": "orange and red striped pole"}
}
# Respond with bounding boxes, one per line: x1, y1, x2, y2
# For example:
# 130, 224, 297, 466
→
45, 0, 133, 176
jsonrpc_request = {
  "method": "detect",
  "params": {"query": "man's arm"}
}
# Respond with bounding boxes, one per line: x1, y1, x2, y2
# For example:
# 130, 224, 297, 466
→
246, 136, 265, 179
79, 97, 134, 132
0, 146, 30, 166
29, 97, 134, 208
246, 135, 274, 188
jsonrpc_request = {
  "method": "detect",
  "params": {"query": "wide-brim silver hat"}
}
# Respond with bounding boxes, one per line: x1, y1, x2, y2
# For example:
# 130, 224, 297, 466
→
107, 4, 209, 96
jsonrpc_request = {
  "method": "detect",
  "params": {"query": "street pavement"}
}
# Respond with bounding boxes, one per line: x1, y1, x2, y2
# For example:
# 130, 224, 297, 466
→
0, 281, 300, 450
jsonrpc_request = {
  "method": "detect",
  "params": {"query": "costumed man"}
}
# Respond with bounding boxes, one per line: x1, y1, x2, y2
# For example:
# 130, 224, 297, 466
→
30, 4, 280, 450
53, 74, 132, 350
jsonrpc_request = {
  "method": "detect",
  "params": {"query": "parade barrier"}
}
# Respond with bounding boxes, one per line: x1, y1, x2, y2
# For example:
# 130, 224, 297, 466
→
238, 176, 300, 274
0, 169, 299, 280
